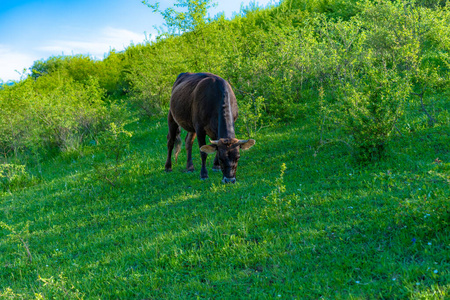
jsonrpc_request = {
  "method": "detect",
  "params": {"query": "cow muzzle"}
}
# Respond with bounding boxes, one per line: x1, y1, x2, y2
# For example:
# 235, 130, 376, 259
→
222, 177, 236, 184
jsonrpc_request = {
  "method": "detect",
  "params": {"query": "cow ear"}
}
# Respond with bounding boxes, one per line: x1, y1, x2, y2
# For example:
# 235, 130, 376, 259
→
200, 144, 217, 154
240, 139, 255, 150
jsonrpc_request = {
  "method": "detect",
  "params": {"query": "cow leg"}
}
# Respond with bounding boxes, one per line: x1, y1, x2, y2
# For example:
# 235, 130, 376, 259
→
196, 130, 209, 179
165, 111, 181, 172
212, 153, 221, 171
185, 132, 196, 172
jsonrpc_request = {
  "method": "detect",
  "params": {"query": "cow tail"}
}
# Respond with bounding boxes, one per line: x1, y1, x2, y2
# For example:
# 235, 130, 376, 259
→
174, 134, 182, 163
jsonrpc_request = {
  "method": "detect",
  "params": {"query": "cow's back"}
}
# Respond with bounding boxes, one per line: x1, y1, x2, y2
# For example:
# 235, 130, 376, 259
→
170, 73, 237, 135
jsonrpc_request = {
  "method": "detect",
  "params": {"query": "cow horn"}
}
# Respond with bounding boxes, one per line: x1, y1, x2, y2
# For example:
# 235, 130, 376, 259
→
210, 139, 219, 145
237, 139, 256, 150
237, 139, 249, 145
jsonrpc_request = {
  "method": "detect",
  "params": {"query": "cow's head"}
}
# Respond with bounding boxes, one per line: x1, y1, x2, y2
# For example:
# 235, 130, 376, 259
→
200, 138, 255, 183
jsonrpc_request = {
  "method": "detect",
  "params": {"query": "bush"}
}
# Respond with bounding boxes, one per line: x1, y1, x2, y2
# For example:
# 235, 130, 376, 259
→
90, 122, 133, 187
97, 50, 130, 96
30, 55, 97, 82
291, 0, 450, 160
0, 74, 126, 159
340, 69, 411, 160
30, 53, 129, 96
0, 163, 31, 192
126, 40, 187, 117
237, 94, 266, 137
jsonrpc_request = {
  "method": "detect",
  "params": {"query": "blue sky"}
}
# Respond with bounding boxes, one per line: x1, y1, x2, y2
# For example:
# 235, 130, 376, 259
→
0, 0, 277, 82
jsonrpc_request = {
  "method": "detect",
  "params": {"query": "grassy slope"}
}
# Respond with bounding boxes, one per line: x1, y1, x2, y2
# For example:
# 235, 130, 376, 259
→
1, 108, 449, 299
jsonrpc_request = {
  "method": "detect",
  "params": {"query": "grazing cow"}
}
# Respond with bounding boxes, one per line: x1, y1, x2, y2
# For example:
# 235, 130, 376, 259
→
165, 72, 255, 183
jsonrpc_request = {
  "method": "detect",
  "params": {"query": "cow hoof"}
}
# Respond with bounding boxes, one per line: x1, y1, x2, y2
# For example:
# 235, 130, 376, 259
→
186, 168, 195, 173
165, 168, 172, 173
222, 177, 236, 184
212, 166, 221, 172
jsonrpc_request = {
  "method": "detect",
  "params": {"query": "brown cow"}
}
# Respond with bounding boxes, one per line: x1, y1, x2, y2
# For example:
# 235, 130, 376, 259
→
164, 72, 255, 183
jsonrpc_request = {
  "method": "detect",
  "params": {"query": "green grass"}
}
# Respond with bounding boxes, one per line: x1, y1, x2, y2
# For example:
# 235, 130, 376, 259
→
1, 114, 449, 299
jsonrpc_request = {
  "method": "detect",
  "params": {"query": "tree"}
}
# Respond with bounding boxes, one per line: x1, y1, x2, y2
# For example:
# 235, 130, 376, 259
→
142, 0, 216, 35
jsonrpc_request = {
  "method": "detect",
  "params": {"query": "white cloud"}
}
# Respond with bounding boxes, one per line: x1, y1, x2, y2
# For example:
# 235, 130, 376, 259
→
0, 27, 147, 82
37, 27, 147, 59
0, 45, 35, 82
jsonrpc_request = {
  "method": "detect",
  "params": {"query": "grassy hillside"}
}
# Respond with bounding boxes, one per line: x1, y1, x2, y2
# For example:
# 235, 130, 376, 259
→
1, 112, 449, 298
1, 0, 450, 298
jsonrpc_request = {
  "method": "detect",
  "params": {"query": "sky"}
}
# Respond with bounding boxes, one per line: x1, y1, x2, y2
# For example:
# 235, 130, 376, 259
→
0, 0, 277, 82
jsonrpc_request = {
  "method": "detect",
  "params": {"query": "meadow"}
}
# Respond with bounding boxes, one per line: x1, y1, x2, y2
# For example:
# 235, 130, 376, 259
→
1, 0, 450, 298
1, 111, 449, 298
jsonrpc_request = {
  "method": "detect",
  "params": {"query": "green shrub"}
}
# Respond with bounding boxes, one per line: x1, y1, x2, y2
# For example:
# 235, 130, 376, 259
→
340, 69, 411, 160
0, 163, 32, 192
90, 122, 133, 187
30, 53, 129, 96
237, 95, 266, 137
292, 0, 450, 160
97, 50, 130, 96
36, 274, 84, 300
29, 75, 110, 152
0, 74, 127, 160
126, 40, 187, 117
0, 79, 35, 157
30, 55, 97, 82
